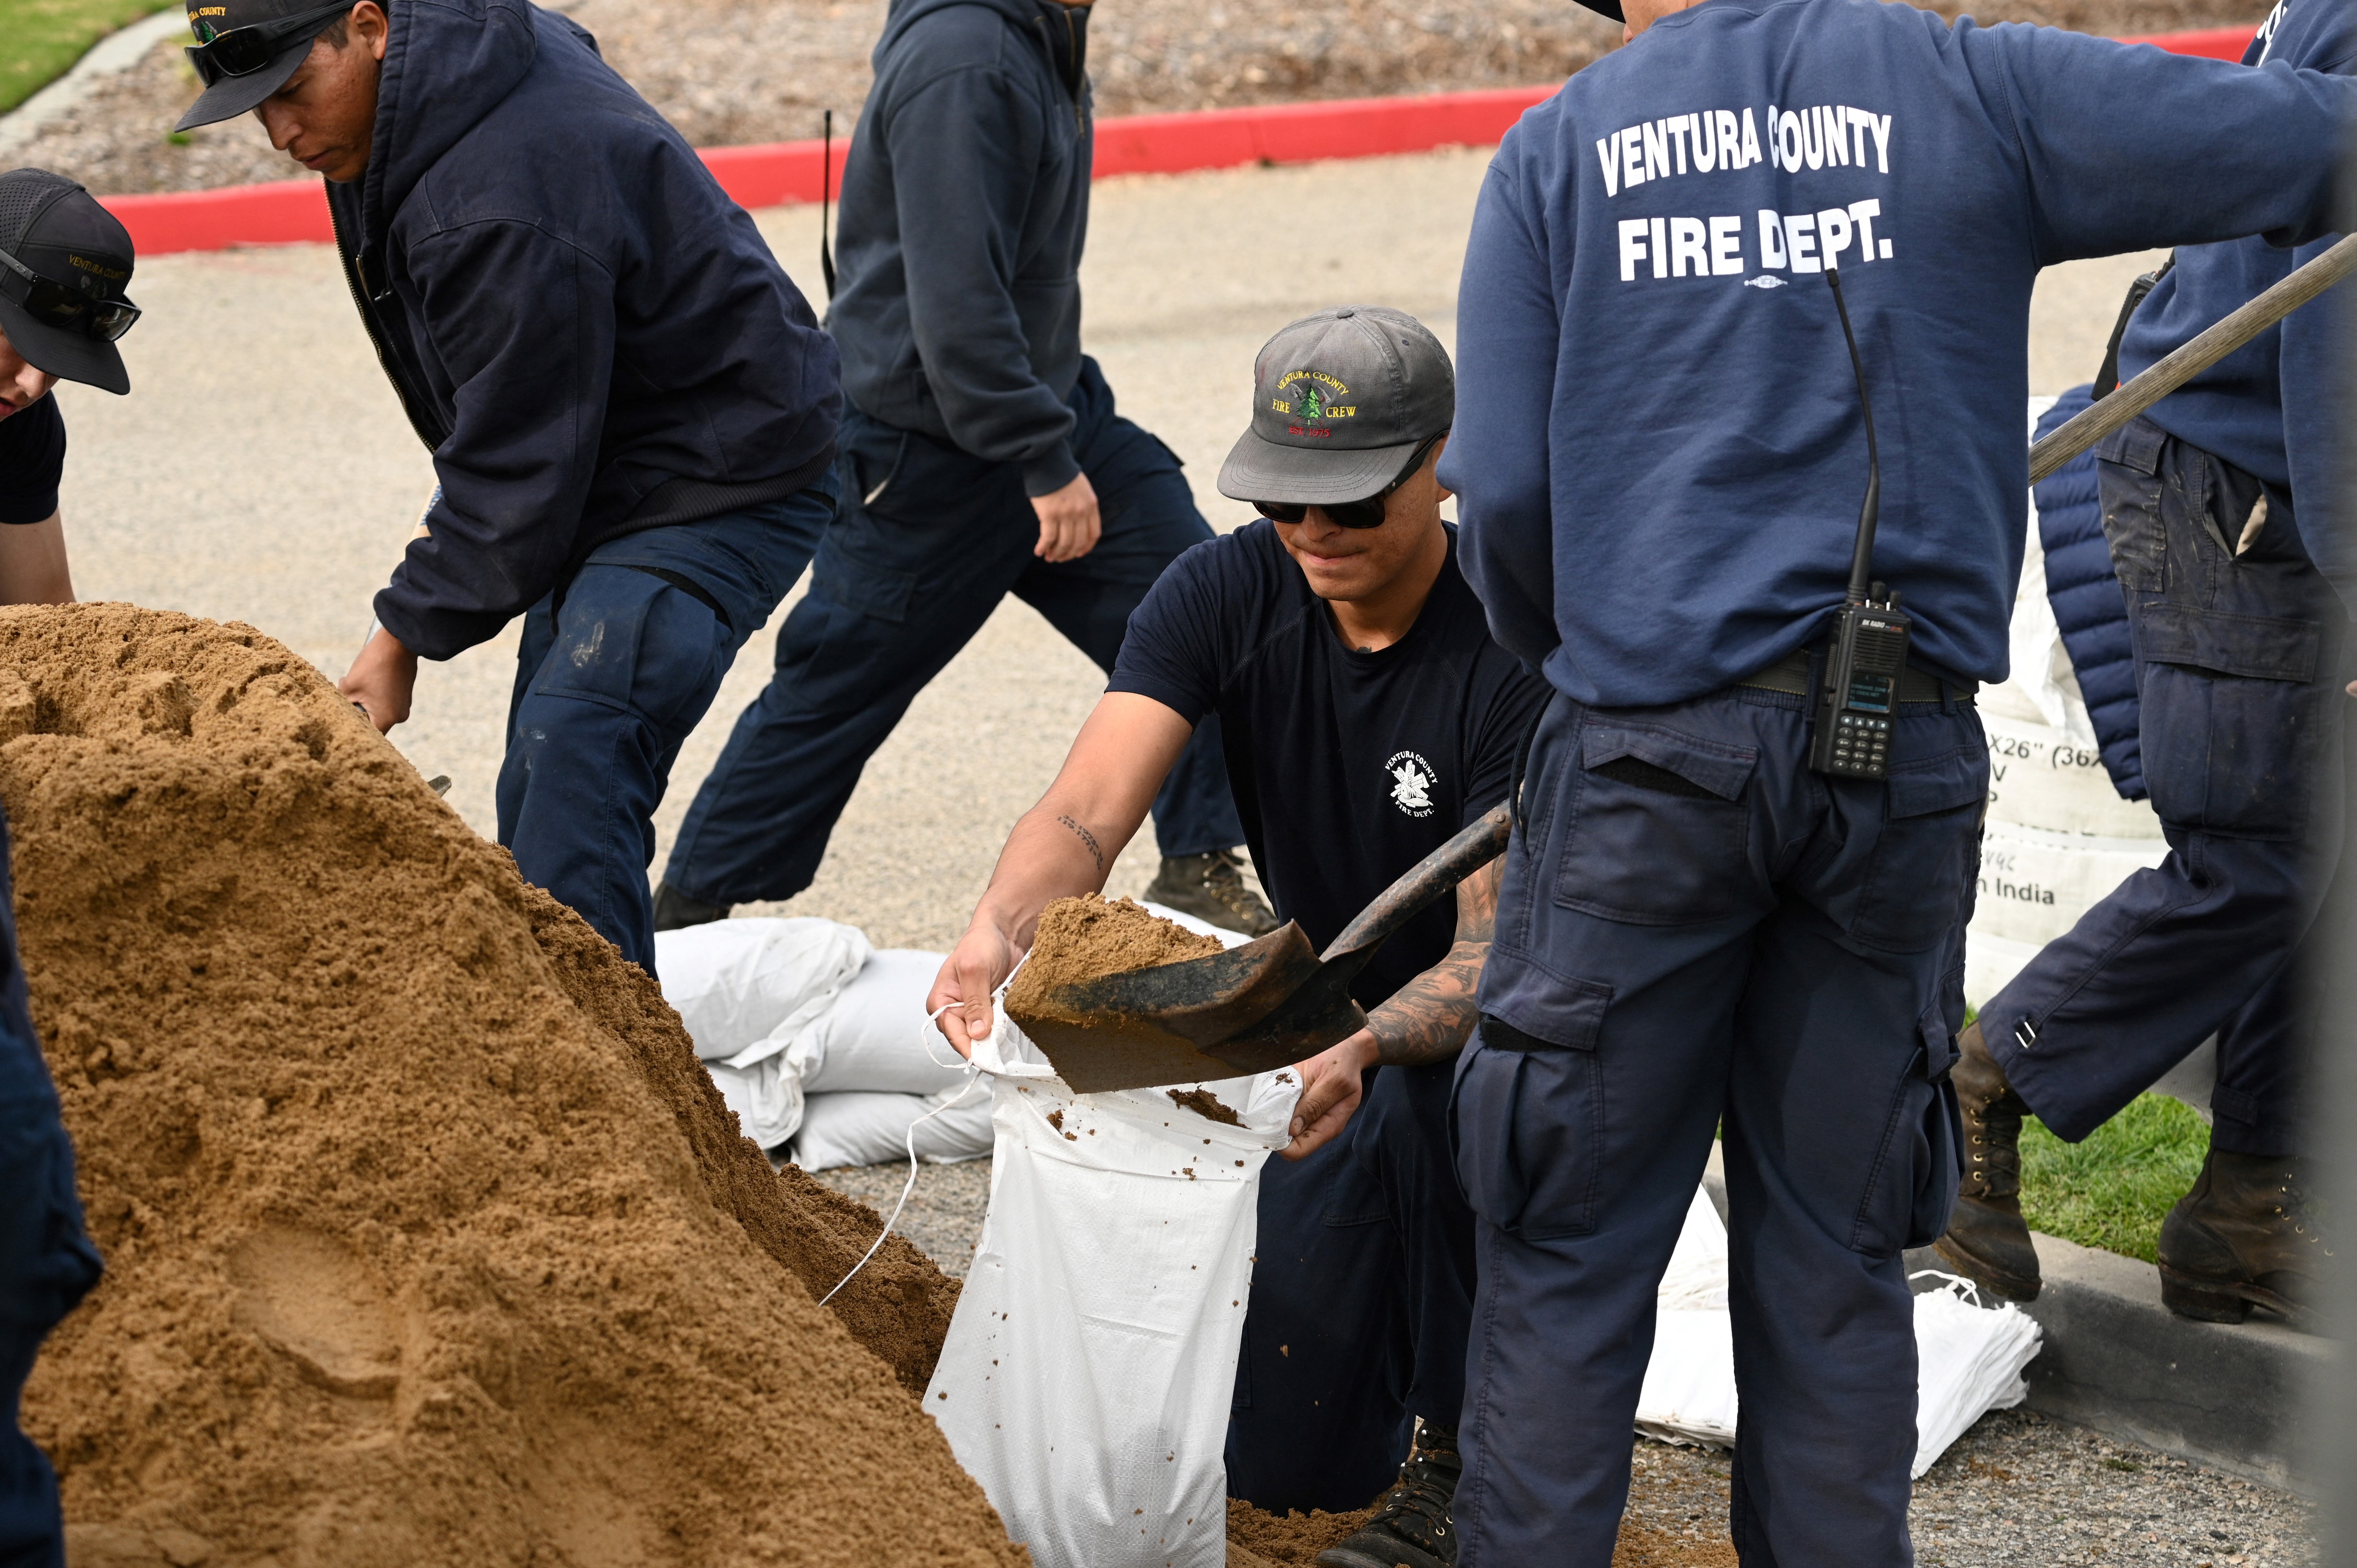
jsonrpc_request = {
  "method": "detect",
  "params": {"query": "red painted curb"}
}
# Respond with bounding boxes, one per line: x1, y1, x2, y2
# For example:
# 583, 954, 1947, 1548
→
98, 23, 2255, 258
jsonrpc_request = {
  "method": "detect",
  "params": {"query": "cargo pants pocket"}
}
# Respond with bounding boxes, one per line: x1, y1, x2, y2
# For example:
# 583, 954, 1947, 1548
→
2096, 421, 2166, 594
1453, 996, 1610, 1241
2134, 604, 2323, 839
1850, 1007, 1963, 1257
1851, 742, 1989, 954
1552, 719, 1760, 925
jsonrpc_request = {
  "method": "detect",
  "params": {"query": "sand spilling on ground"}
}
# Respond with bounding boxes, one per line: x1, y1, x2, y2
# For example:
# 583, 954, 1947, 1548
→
1225, 1497, 1736, 1565
7, 605, 1016, 1568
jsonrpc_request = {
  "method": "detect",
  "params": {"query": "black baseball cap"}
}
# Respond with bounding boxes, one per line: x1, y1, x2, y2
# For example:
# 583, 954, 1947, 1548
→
0, 170, 136, 395
1217, 306, 1454, 506
1583, 0, 1625, 20
175, 0, 353, 132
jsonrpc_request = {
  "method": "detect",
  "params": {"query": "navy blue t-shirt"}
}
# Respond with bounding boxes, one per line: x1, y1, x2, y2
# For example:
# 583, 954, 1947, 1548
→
2119, 0, 2353, 600
1111, 521, 1550, 1008
0, 397, 64, 526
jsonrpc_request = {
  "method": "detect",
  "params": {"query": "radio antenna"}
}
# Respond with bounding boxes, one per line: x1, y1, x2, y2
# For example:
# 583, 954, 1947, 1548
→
820, 109, 837, 301
1825, 267, 1878, 605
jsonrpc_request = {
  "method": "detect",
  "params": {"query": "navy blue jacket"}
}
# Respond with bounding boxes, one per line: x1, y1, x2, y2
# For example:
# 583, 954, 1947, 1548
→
2034, 386, 2144, 800
1442, 0, 2357, 709
2118, 0, 2353, 609
334, 0, 840, 661
828, 0, 1094, 496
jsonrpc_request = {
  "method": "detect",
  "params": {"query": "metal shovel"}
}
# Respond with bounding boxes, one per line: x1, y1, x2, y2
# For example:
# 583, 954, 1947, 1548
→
1009, 804, 1512, 1093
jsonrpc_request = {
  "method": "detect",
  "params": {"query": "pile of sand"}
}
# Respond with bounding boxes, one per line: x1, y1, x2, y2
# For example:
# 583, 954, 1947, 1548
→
7, 606, 1021, 1567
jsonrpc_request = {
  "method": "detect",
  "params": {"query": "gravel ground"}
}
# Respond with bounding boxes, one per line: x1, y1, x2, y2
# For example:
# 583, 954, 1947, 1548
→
815, 1156, 2318, 1564
809, 1157, 994, 1277
8, 0, 2268, 196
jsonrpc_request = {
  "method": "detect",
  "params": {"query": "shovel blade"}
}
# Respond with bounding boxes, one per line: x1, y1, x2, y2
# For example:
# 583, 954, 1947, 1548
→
1203, 966, 1369, 1077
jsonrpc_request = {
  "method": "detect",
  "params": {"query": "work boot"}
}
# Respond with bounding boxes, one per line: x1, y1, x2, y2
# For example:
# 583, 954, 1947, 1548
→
1143, 848, 1280, 937
2157, 1149, 2327, 1328
1931, 1020, 2043, 1301
652, 881, 728, 931
1316, 1426, 1461, 1568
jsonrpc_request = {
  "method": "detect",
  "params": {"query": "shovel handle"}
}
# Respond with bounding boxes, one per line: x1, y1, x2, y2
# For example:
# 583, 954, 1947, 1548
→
1320, 803, 1514, 964
2028, 231, 2357, 485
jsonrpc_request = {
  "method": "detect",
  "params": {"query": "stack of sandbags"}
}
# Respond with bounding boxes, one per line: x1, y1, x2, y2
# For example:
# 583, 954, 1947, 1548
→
1963, 397, 2168, 1008
1633, 1185, 2041, 1476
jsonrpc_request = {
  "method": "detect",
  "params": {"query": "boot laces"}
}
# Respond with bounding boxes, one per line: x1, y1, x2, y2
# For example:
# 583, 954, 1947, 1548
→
1367, 1447, 1459, 1550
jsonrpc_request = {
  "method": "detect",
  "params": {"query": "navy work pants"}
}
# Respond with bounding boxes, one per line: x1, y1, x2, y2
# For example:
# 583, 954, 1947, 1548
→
497, 482, 838, 973
1981, 418, 2348, 1157
662, 358, 1243, 906
1226, 1058, 1476, 1513
1456, 683, 1983, 1566
0, 817, 102, 1568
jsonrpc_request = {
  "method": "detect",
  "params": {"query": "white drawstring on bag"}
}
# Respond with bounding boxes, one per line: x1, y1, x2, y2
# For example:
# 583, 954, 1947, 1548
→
818, 1004, 984, 1306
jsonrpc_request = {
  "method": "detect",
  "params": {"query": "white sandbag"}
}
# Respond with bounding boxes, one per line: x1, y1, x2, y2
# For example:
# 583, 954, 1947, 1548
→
1910, 1273, 2041, 1477
802, 949, 973, 1096
1655, 1184, 1729, 1312
1632, 1188, 2042, 1476
925, 1000, 1299, 1568
654, 916, 871, 1063
792, 1086, 996, 1171
1636, 1311, 1740, 1450
1636, 1187, 1739, 1448
653, 916, 872, 1148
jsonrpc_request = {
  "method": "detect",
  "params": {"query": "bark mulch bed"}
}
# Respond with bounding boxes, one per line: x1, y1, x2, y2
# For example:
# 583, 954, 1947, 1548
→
10, 0, 2269, 198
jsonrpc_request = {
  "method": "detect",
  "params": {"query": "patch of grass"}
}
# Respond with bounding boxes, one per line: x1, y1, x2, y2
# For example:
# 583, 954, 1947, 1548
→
0, 0, 183, 116
2019, 1093, 2209, 1263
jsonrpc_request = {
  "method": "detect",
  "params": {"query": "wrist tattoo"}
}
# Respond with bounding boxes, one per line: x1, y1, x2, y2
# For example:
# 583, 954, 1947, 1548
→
1057, 813, 1104, 872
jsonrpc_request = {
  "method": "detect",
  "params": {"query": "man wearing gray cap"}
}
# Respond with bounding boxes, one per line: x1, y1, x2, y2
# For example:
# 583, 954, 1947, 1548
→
931, 307, 1547, 1568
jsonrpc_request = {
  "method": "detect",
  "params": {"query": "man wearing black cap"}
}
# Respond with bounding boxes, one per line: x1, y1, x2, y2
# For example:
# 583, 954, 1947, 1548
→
648, 0, 1273, 941
931, 308, 1548, 1568
171, 0, 843, 973
0, 166, 120, 1568
0, 169, 141, 606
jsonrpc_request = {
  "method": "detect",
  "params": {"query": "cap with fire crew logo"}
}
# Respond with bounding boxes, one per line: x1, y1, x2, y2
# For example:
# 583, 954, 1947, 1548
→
0, 169, 137, 395
1216, 305, 1454, 507
175, 0, 355, 132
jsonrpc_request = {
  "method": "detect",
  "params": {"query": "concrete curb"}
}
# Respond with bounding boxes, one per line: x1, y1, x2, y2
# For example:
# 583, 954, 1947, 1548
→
0, 6, 189, 158
2007, 1232, 2326, 1492
48, 22, 2256, 257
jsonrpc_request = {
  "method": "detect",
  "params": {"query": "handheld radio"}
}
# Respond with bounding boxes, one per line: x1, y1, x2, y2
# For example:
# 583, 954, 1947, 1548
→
1807, 268, 1910, 782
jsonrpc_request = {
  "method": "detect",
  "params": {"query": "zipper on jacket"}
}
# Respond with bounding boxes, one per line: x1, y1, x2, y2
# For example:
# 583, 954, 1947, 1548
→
1033, 9, 1086, 132
327, 188, 446, 452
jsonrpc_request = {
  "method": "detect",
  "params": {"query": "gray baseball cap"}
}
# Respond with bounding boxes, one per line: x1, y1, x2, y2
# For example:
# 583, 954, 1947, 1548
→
1217, 306, 1454, 507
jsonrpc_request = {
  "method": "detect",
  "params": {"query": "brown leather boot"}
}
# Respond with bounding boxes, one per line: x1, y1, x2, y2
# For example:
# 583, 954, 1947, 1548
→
1931, 1020, 2042, 1301
2157, 1149, 2327, 1328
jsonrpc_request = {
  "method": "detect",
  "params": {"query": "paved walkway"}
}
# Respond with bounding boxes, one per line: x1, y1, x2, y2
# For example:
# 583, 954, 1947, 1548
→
52, 146, 2156, 950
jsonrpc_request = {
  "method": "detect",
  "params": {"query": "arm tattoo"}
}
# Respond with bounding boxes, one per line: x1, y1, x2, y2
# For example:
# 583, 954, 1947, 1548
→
1057, 813, 1105, 872
1362, 858, 1502, 1067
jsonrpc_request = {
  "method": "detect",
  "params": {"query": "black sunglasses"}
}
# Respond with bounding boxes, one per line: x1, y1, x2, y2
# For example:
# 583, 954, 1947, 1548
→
1250, 433, 1445, 529
187, 0, 352, 84
0, 245, 140, 343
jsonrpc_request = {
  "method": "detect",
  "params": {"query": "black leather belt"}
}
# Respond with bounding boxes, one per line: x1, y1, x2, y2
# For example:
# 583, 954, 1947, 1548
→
1736, 648, 1977, 706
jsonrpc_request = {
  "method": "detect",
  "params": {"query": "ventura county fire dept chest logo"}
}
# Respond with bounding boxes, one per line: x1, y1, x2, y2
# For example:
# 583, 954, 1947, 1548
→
1385, 751, 1436, 818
